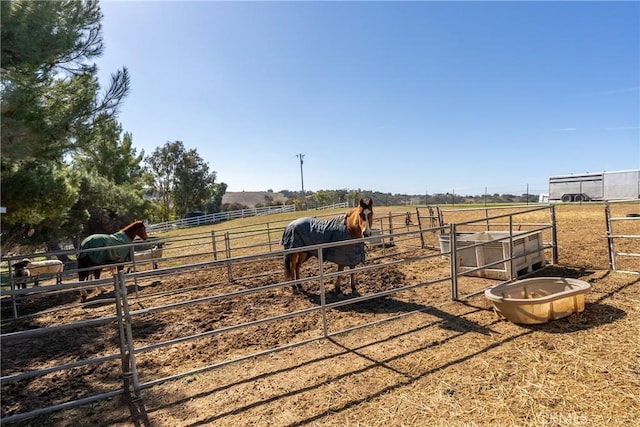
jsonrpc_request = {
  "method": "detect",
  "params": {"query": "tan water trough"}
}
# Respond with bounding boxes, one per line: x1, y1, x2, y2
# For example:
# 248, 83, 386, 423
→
484, 277, 591, 324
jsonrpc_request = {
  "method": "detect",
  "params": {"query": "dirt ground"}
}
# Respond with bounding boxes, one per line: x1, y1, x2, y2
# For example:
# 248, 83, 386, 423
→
1, 203, 639, 426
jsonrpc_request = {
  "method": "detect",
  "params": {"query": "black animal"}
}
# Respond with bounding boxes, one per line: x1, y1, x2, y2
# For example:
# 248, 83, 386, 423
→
12, 259, 31, 289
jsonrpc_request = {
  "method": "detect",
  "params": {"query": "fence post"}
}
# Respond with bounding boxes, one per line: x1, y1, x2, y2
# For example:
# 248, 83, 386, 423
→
415, 207, 425, 249
378, 218, 387, 256
318, 248, 328, 337
388, 212, 394, 245
7, 259, 19, 319
508, 216, 516, 281
550, 204, 559, 264
116, 272, 141, 396
211, 230, 217, 261
450, 223, 458, 300
225, 232, 233, 282
605, 202, 616, 271
115, 272, 132, 394
485, 208, 490, 231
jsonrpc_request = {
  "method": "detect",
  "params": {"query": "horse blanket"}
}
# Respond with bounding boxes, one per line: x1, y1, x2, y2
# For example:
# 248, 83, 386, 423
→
281, 215, 365, 266
79, 231, 133, 265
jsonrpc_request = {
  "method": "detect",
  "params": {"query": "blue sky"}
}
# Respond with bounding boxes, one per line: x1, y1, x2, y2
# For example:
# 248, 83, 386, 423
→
96, 1, 639, 196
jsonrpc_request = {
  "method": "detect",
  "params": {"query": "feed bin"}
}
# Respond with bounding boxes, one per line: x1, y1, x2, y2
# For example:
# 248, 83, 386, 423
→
369, 228, 384, 247
484, 277, 591, 324
438, 232, 475, 256
442, 231, 545, 280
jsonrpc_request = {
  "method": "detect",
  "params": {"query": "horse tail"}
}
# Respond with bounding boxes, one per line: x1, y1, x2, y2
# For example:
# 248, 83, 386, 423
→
284, 253, 293, 279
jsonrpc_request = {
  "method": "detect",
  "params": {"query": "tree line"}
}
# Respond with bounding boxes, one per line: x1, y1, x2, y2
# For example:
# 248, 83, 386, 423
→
237, 189, 540, 210
1, 1, 225, 251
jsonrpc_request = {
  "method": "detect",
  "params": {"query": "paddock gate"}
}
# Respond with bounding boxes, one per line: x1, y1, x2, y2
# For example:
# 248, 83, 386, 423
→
605, 200, 640, 274
1, 205, 558, 423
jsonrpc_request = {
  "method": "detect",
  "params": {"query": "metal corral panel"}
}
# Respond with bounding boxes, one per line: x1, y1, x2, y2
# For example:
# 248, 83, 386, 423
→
603, 170, 640, 200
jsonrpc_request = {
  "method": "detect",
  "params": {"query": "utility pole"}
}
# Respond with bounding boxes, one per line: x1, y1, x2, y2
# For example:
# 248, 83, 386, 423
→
297, 153, 305, 209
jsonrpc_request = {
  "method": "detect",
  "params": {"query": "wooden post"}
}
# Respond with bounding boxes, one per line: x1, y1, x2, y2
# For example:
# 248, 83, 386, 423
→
211, 230, 217, 261
415, 207, 425, 249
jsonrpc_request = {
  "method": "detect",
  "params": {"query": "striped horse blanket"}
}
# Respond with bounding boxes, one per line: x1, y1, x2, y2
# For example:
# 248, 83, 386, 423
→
281, 215, 365, 266
79, 231, 133, 265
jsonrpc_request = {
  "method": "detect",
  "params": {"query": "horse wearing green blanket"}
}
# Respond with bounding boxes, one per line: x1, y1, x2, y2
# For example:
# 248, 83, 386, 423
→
77, 220, 148, 300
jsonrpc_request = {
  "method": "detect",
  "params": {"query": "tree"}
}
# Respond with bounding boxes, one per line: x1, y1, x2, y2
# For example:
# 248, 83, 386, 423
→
314, 190, 333, 207
1, 0, 129, 162
205, 182, 227, 213
145, 141, 225, 221
173, 149, 216, 218
70, 113, 152, 231
74, 114, 145, 185
1, 0, 131, 247
0, 162, 79, 247
145, 142, 179, 222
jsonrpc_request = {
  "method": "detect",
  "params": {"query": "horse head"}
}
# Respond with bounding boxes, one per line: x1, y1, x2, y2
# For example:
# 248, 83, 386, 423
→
346, 198, 373, 239
122, 220, 148, 241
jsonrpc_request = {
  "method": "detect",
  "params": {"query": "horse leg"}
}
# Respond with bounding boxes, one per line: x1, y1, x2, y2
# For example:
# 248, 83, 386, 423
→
334, 264, 344, 294
349, 265, 359, 295
293, 252, 309, 293
285, 253, 295, 292
79, 276, 89, 302
80, 268, 103, 302
334, 265, 358, 295
94, 268, 109, 294
78, 260, 89, 302
285, 253, 300, 293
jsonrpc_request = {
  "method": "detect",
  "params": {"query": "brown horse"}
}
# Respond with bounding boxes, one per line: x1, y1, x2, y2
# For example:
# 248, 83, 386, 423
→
281, 198, 373, 295
77, 220, 148, 300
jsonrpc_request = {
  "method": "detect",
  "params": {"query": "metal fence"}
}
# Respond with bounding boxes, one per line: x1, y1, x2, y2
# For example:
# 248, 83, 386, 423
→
605, 200, 640, 274
145, 202, 351, 233
146, 204, 297, 233
1, 205, 557, 424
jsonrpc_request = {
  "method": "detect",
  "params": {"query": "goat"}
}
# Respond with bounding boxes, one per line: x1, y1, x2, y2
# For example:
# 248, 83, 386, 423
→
12, 259, 31, 289
25, 259, 64, 286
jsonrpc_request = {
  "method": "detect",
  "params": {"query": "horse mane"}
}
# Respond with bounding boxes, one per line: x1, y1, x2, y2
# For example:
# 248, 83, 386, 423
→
120, 220, 144, 233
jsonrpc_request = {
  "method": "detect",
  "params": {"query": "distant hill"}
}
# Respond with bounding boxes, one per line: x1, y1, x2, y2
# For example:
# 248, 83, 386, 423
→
222, 189, 541, 208
222, 191, 289, 207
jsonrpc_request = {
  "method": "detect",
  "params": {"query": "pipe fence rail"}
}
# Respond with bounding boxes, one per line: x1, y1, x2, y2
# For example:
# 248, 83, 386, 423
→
1, 205, 560, 423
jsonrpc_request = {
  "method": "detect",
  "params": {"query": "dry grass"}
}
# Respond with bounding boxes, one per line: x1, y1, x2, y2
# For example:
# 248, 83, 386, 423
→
132, 270, 639, 427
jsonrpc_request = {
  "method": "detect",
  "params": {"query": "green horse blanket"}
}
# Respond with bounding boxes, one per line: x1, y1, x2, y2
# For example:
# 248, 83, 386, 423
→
79, 231, 133, 265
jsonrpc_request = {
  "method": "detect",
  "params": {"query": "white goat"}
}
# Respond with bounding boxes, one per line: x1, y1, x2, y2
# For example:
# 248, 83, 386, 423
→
26, 259, 64, 286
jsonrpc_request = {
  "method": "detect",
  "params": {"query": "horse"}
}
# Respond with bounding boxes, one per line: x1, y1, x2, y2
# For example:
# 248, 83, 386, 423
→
281, 198, 373, 295
77, 220, 148, 301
